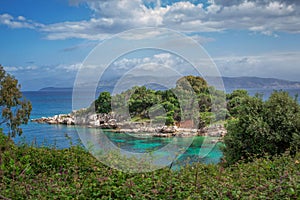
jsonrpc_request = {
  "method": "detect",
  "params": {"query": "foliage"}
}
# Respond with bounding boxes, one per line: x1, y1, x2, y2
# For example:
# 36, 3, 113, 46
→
199, 112, 216, 126
176, 75, 209, 94
128, 86, 159, 118
95, 91, 112, 114
0, 65, 32, 138
0, 130, 299, 199
94, 76, 226, 127
223, 90, 300, 165
226, 89, 249, 117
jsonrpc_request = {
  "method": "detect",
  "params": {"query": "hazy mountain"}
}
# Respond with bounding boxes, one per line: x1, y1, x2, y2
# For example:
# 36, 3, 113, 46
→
38, 76, 300, 92
39, 87, 73, 92
222, 77, 300, 89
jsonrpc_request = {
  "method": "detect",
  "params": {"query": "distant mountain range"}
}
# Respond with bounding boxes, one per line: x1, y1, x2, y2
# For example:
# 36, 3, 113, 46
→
39, 76, 300, 92
222, 77, 300, 90
39, 87, 73, 92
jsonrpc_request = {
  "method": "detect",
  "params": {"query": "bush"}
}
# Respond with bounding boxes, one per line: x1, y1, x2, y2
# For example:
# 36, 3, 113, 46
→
223, 90, 300, 165
0, 132, 299, 199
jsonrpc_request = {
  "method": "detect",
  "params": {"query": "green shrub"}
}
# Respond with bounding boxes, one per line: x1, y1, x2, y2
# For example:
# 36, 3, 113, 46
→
223, 90, 300, 165
1, 130, 299, 199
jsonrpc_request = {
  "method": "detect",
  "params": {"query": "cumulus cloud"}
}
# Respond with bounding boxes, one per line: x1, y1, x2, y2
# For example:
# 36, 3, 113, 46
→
2, 0, 300, 40
61, 0, 300, 39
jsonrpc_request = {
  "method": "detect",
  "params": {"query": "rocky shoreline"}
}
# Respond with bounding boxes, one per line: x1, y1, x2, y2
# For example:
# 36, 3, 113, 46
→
31, 111, 226, 140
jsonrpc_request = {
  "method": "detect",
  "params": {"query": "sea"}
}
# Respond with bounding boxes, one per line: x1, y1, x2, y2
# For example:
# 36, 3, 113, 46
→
7, 88, 300, 168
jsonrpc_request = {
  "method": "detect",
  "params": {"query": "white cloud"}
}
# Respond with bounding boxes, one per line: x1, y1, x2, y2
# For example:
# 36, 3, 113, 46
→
58, 63, 82, 72
4, 66, 19, 72
4, 65, 38, 72
109, 52, 198, 77
119, 29, 164, 40
17, 16, 26, 21
1, 0, 300, 40
190, 34, 215, 43
57, 0, 300, 39
0, 13, 43, 29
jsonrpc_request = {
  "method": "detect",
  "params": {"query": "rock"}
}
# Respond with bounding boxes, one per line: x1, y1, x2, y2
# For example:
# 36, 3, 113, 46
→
88, 114, 98, 121
66, 118, 75, 125
160, 126, 177, 133
47, 119, 57, 124
177, 132, 197, 137
89, 120, 100, 127
153, 133, 173, 137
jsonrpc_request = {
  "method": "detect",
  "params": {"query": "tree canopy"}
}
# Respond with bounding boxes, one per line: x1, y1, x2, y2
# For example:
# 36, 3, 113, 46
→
0, 65, 32, 138
95, 91, 112, 114
223, 90, 300, 165
94, 76, 226, 127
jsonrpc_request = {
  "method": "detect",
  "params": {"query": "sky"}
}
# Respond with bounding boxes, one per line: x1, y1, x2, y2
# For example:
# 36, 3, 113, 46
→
1, 0, 300, 90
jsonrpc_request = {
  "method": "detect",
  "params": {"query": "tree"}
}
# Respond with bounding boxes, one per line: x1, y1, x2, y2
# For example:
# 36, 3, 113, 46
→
176, 75, 208, 94
223, 90, 300, 165
95, 91, 112, 114
0, 65, 32, 138
128, 86, 159, 118
226, 89, 249, 117
223, 95, 266, 165
264, 91, 300, 156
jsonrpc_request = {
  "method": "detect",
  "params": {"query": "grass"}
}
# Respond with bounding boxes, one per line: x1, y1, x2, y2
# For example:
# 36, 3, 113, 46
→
0, 131, 299, 199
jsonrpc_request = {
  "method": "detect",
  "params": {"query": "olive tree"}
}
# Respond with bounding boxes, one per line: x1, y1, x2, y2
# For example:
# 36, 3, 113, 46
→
0, 65, 32, 138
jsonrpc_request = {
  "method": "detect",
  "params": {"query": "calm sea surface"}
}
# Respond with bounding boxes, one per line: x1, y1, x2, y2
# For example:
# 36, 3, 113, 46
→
8, 88, 300, 167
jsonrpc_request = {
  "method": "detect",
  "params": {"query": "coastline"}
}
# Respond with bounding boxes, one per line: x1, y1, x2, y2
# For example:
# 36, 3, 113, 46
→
31, 111, 226, 141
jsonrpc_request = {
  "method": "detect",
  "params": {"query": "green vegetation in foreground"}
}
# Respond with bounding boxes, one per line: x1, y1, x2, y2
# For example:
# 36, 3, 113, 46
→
0, 131, 300, 199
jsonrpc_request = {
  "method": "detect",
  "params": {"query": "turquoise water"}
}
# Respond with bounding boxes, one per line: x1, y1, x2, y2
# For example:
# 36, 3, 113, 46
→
78, 128, 223, 168
103, 131, 223, 163
10, 88, 299, 168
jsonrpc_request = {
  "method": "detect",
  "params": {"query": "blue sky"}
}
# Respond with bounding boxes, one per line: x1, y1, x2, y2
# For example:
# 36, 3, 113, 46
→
1, 0, 300, 90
